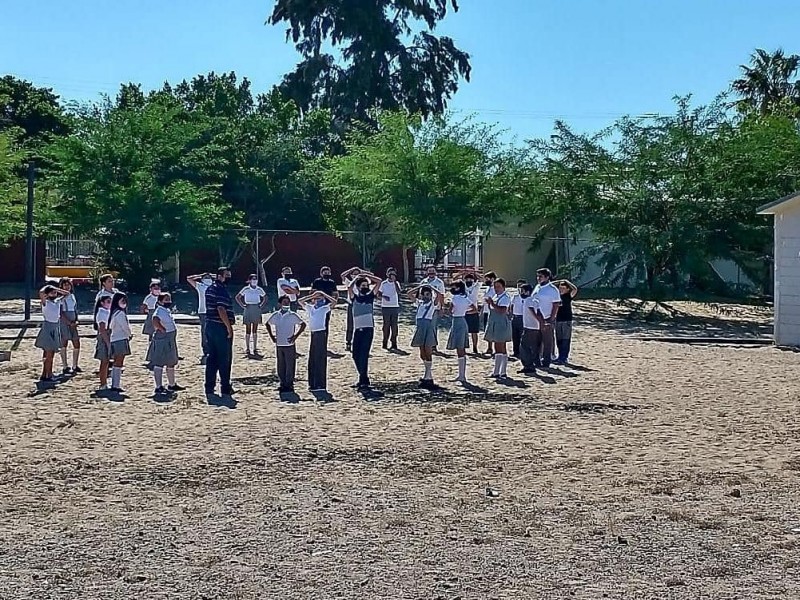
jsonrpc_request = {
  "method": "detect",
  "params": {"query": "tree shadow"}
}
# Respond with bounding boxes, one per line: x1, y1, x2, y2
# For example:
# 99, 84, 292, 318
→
561, 362, 596, 373
388, 348, 411, 356
544, 367, 579, 379
206, 393, 237, 409
234, 374, 279, 386
562, 401, 640, 413
495, 376, 529, 389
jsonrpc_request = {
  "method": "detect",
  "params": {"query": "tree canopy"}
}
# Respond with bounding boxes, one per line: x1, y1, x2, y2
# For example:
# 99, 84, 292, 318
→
732, 48, 800, 115
268, 0, 471, 123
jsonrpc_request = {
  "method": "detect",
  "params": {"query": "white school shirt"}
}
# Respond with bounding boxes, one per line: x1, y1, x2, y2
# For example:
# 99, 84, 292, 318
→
415, 300, 436, 320
482, 287, 497, 314
450, 295, 473, 318
276, 277, 300, 302
109, 310, 132, 342
143, 293, 159, 310
304, 302, 331, 332
511, 293, 525, 317
267, 310, 304, 345
522, 296, 541, 330
42, 299, 61, 323
95, 307, 110, 329
379, 280, 400, 308
239, 285, 266, 305
95, 288, 119, 303
196, 281, 211, 314
153, 305, 177, 333
533, 283, 561, 319
465, 283, 480, 306
62, 293, 77, 313
343, 278, 359, 304
492, 291, 511, 311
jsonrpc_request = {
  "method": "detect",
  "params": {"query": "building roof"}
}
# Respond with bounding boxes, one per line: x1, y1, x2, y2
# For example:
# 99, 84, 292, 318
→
757, 191, 800, 215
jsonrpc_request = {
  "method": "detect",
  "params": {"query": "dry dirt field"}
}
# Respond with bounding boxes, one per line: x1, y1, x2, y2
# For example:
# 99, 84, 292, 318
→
0, 300, 798, 599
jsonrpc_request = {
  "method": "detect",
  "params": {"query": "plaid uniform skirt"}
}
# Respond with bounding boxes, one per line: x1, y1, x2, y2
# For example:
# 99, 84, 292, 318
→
60, 310, 80, 344
411, 318, 437, 348
94, 335, 111, 361
35, 321, 62, 352
110, 339, 132, 358
446, 316, 470, 350
484, 311, 512, 343
142, 309, 155, 335
149, 330, 179, 367
243, 304, 263, 325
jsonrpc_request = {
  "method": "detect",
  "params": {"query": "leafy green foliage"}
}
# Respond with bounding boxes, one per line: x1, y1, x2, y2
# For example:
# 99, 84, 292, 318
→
0, 76, 70, 150
268, 0, 471, 122
49, 99, 239, 287
732, 48, 800, 115
321, 111, 509, 268
0, 131, 25, 242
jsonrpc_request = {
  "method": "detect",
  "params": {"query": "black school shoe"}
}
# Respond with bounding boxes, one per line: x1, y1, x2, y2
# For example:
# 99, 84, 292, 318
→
168, 384, 186, 392
419, 379, 442, 391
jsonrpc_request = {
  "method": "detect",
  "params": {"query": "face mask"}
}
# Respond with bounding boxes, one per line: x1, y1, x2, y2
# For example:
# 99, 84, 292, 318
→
465, 280, 474, 286
48, 295, 57, 301
202, 278, 212, 285
280, 305, 290, 313
283, 273, 292, 279
450, 288, 459, 295
151, 289, 160, 296
315, 299, 326, 308
322, 273, 331, 279
360, 287, 370, 295
249, 280, 257, 287
162, 302, 172, 309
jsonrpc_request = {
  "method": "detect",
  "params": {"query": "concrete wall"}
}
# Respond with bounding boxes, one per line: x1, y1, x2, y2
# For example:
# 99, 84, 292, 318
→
774, 204, 800, 346
483, 220, 555, 282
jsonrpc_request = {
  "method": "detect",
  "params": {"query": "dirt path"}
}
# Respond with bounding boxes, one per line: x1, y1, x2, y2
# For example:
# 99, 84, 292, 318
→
0, 301, 797, 599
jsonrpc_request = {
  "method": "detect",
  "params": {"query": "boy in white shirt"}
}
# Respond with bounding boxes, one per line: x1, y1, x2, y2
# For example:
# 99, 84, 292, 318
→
187, 272, 213, 362
379, 268, 402, 350
276, 267, 301, 312
518, 284, 543, 374
533, 268, 561, 368
266, 295, 307, 393
299, 290, 336, 393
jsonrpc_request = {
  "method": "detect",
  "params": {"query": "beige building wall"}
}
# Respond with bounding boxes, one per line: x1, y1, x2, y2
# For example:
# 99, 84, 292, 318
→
482, 220, 556, 282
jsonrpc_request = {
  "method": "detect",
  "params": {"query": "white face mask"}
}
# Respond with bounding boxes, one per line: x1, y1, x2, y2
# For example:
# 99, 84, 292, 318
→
202, 278, 212, 285
249, 280, 257, 287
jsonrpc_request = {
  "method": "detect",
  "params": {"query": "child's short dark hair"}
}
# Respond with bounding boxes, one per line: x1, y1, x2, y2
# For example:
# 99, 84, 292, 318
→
451, 280, 467, 295
420, 285, 432, 295
157, 292, 171, 303
536, 268, 552, 279
99, 273, 113, 285
278, 295, 290, 304
516, 278, 527, 285
521, 283, 534, 294
58, 277, 72, 288
354, 276, 368, 287
495, 278, 506, 287
217, 266, 230, 277
484, 271, 497, 280
41, 285, 56, 294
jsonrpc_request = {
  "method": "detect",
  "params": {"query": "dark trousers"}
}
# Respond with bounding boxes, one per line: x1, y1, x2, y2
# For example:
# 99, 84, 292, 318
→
520, 328, 542, 370
511, 315, 524, 356
381, 307, 400, 347
540, 323, 555, 367
345, 303, 354, 346
199, 315, 209, 356
276, 345, 297, 390
205, 321, 233, 393
352, 327, 374, 386
556, 320, 573, 361
308, 331, 328, 390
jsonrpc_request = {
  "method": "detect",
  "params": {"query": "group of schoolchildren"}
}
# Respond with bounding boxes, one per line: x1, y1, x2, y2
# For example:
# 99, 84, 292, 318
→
33, 264, 577, 397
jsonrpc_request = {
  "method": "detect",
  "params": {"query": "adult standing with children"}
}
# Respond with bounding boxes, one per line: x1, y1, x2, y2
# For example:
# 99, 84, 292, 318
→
204, 267, 236, 397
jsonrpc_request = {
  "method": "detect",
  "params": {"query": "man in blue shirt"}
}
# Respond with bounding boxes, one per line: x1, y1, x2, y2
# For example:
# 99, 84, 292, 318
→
204, 267, 236, 396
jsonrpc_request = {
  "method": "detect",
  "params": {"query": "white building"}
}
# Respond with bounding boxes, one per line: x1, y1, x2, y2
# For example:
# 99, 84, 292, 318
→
758, 191, 800, 346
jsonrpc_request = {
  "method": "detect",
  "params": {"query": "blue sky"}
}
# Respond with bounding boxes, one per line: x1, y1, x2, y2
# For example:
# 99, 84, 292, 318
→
3, 0, 800, 140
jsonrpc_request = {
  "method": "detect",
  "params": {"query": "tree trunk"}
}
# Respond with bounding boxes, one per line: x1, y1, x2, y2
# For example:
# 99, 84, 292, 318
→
401, 245, 410, 283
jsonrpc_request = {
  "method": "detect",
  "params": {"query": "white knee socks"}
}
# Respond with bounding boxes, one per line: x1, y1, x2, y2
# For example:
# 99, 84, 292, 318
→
423, 361, 432, 380
499, 354, 508, 376
458, 356, 467, 380
111, 367, 121, 389
153, 366, 163, 388
492, 353, 501, 376
166, 367, 176, 387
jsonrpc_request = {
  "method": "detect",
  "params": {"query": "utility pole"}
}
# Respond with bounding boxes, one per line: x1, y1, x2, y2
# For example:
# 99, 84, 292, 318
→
24, 161, 35, 321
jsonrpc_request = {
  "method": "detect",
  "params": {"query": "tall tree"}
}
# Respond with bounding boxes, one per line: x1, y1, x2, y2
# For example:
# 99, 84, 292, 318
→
732, 48, 800, 115
0, 76, 70, 148
268, 0, 471, 123
0, 131, 25, 243
49, 99, 240, 287
320, 111, 508, 279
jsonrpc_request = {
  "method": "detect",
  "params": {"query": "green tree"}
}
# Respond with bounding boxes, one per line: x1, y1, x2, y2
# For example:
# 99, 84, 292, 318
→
0, 131, 25, 242
321, 111, 508, 279
0, 76, 70, 148
49, 99, 240, 287
732, 48, 800, 115
268, 0, 471, 122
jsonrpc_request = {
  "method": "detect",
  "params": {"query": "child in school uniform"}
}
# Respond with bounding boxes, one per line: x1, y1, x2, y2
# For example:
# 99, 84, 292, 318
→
481, 271, 498, 355
58, 277, 81, 375
140, 281, 160, 339
95, 274, 119, 303
150, 293, 184, 396
460, 272, 482, 355
108, 292, 132, 392
236, 274, 267, 356
554, 279, 578, 365
409, 284, 442, 390
484, 278, 513, 379
93, 295, 113, 391
187, 272, 213, 363
35, 285, 69, 382
299, 290, 336, 392
518, 284, 543, 374
510, 278, 527, 359
276, 267, 301, 312
266, 295, 307, 393
446, 280, 476, 383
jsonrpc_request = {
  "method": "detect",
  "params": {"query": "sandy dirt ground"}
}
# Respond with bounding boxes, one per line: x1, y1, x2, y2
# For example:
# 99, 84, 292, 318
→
0, 300, 798, 599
